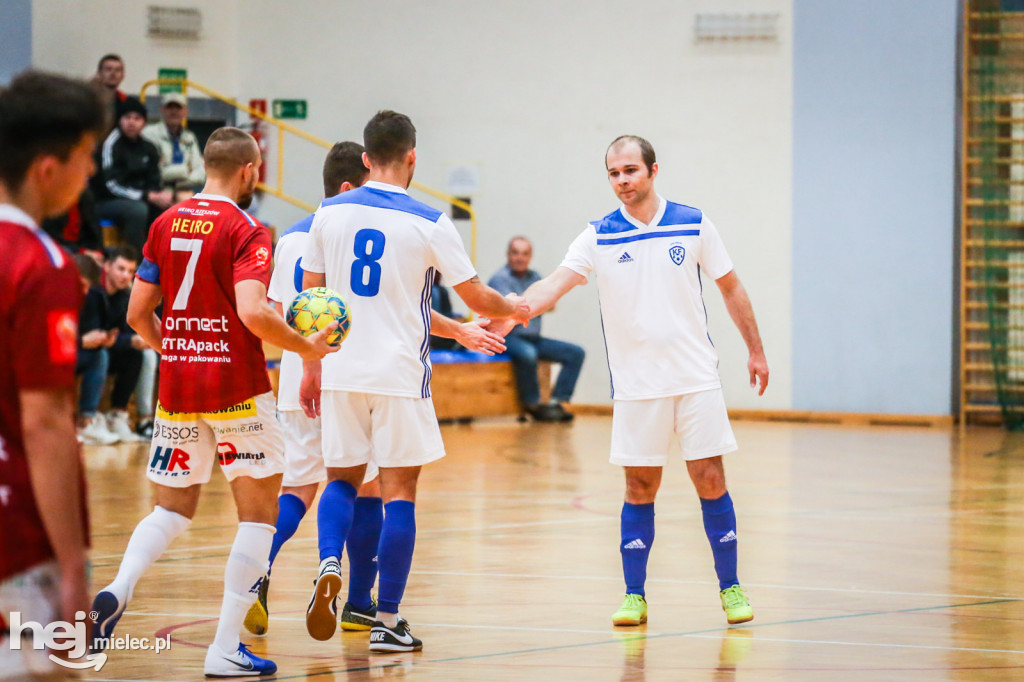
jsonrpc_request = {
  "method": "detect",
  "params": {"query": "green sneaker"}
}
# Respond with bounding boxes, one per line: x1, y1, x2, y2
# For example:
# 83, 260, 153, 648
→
612, 593, 648, 626
720, 585, 753, 624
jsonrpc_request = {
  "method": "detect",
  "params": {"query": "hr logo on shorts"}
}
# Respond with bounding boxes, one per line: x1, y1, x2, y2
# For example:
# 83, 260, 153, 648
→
150, 447, 191, 476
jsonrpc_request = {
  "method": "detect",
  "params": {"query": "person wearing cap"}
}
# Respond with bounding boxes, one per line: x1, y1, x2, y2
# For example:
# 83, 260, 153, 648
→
92, 96, 172, 250
143, 93, 205, 201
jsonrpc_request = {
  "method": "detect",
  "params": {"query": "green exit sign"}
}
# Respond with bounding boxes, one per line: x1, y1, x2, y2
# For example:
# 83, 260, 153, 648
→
272, 99, 307, 119
158, 68, 187, 94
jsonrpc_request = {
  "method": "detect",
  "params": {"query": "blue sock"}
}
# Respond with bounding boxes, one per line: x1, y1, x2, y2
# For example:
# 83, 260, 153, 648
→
317, 480, 357, 561
377, 500, 416, 614
267, 493, 307, 573
701, 492, 739, 590
620, 502, 655, 597
346, 496, 383, 611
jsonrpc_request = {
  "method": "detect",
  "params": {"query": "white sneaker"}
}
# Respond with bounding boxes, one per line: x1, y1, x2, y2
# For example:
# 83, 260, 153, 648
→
107, 411, 140, 442
203, 643, 277, 677
79, 415, 119, 445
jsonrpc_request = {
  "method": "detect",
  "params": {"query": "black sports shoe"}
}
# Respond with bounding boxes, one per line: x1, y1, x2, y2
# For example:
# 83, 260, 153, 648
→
369, 617, 423, 653
341, 599, 377, 631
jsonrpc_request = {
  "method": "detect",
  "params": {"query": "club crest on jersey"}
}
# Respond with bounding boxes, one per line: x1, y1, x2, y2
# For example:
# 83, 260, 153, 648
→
669, 243, 686, 266
254, 245, 270, 268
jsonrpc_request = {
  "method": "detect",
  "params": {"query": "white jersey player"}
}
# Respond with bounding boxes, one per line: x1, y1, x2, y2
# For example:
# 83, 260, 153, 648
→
506, 135, 769, 629
250, 142, 507, 637
299, 112, 528, 652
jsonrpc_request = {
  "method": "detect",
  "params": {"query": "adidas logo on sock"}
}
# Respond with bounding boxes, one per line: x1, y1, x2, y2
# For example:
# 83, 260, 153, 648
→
618, 252, 634, 263
719, 530, 737, 543
623, 538, 646, 550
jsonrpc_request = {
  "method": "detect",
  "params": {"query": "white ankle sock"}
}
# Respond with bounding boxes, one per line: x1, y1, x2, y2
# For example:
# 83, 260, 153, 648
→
107, 506, 191, 602
212, 522, 275, 653
377, 611, 399, 628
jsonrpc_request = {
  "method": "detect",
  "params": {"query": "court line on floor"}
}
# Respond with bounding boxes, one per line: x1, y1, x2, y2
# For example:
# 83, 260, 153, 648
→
262, 598, 1023, 678
104, 598, 1023, 680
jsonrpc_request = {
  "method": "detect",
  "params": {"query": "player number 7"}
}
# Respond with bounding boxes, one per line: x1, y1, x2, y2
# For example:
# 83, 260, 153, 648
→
170, 237, 203, 310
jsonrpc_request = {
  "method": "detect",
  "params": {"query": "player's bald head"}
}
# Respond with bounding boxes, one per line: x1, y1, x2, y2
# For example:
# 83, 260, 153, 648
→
607, 135, 656, 174
204, 127, 260, 176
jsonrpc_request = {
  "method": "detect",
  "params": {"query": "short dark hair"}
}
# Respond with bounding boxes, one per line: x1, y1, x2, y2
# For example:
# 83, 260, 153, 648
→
323, 141, 367, 197
607, 135, 656, 173
73, 253, 101, 287
0, 70, 107, 192
97, 54, 123, 71
203, 127, 259, 175
363, 110, 416, 166
106, 245, 140, 265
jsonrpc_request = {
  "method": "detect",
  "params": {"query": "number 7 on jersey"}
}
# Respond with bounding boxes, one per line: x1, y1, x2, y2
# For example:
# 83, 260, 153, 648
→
170, 237, 203, 310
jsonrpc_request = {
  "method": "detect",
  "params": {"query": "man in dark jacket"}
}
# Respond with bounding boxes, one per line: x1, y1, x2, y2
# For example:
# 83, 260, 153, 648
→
92, 97, 172, 250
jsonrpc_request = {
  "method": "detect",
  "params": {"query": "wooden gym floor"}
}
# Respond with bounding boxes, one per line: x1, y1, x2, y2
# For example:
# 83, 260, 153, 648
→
69, 417, 1024, 680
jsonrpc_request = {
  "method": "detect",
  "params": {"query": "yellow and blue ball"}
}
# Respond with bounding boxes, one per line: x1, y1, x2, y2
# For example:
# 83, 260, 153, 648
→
286, 287, 351, 346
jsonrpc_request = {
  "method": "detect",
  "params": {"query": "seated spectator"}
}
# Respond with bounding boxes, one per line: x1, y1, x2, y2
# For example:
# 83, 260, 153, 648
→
488, 236, 585, 422
143, 93, 205, 201
92, 97, 172, 251
430, 271, 464, 350
91, 54, 127, 130
76, 247, 152, 444
41, 187, 104, 262
102, 247, 153, 441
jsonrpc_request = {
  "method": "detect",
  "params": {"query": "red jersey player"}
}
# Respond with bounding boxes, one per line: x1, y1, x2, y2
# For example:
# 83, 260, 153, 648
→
0, 71, 106, 672
91, 127, 337, 677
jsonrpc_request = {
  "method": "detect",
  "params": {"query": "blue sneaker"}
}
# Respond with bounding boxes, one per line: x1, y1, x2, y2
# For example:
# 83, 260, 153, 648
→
90, 590, 126, 652
204, 642, 277, 677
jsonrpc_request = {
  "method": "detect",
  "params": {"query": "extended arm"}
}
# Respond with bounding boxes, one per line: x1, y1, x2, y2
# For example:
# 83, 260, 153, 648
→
127, 278, 164, 352
21, 388, 89, 622
715, 270, 768, 396
452, 276, 530, 323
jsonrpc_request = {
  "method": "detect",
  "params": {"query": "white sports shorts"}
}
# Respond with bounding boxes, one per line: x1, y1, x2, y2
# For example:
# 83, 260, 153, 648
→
147, 392, 285, 487
278, 409, 379, 488
321, 390, 445, 470
609, 389, 738, 466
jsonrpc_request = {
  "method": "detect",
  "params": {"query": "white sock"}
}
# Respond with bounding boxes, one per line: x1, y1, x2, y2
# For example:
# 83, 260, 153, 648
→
106, 506, 191, 602
212, 522, 275, 653
377, 611, 399, 628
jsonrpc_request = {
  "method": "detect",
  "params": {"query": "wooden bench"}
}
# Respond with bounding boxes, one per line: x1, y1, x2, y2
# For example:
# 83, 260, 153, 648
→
430, 351, 550, 420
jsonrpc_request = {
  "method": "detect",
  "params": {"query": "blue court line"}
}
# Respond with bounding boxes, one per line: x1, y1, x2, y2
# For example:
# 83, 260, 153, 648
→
268, 597, 1020, 678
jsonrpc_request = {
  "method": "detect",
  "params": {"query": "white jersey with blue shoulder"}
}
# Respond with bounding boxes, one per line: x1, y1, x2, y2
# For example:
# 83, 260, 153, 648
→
268, 212, 315, 411
560, 195, 734, 401
302, 180, 476, 398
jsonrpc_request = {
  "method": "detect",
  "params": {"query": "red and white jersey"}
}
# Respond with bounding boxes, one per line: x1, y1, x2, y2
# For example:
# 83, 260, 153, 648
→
0, 205, 86, 580
139, 193, 272, 413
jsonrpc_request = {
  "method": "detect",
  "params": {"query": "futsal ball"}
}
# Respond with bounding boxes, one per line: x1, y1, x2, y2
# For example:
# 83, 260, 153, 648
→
287, 287, 351, 346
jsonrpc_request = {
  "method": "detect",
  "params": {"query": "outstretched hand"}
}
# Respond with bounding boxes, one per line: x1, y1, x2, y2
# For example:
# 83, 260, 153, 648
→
507, 293, 531, 326
481, 316, 517, 338
456, 318, 506, 355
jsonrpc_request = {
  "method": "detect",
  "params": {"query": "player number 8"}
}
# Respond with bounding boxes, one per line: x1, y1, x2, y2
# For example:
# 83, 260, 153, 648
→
350, 228, 386, 297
